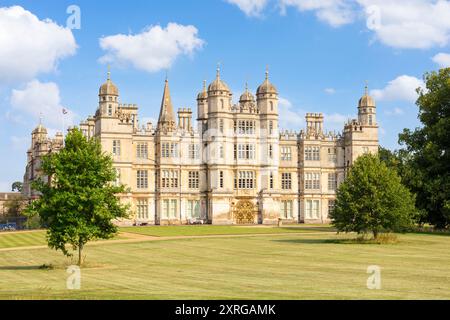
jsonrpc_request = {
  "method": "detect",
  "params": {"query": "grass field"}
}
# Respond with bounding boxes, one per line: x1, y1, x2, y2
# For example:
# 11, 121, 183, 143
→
0, 226, 450, 299
120, 224, 333, 237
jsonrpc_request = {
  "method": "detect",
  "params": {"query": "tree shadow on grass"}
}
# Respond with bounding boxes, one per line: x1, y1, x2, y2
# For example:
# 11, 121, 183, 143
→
273, 238, 396, 245
278, 227, 336, 233
0, 265, 50, 271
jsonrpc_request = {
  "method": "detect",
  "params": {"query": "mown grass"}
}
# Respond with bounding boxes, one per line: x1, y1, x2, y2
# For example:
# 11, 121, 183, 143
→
120, 224, 335, 237
0, 230, 126, 249
0, 231, 449, 300
0, 230, 47, 248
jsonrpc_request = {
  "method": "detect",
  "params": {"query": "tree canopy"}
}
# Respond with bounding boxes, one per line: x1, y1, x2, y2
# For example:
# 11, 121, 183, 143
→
26, 128, 129, 265
330, 153, 416, 239
399, 68, 450, 228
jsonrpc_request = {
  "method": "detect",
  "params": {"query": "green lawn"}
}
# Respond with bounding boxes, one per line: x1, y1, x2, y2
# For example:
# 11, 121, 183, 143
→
0, 229, 450, 299
0, 230, 47, 248
0, 230, 125, 249
120, 224, 334, 237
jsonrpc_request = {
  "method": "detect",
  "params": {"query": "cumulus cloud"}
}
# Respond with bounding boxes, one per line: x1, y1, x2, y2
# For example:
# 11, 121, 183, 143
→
371, 75, 425, 103
0, 6, 77, 83
278, 97, 305, 129
225, 0, 269, 17
359, 0, 450, 49
324, 88, 336, 95
10, 80, 76, 128
432, 52, 450, 68
227, 0, 450, 49
99, 23, 205, 73
280, 0, 356, 27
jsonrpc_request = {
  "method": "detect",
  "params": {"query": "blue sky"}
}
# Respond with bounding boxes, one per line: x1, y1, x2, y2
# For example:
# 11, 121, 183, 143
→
0, 0, 449, 191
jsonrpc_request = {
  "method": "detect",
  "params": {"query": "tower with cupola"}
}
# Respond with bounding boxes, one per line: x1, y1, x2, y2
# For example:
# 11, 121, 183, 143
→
344, 84, 379, 169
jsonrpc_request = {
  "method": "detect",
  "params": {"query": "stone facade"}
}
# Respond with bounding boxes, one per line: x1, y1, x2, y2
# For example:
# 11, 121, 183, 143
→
23, 68, 378, 225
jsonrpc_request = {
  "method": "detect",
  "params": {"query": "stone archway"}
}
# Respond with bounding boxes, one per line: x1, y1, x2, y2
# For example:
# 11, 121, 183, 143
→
232, 199, 257, 224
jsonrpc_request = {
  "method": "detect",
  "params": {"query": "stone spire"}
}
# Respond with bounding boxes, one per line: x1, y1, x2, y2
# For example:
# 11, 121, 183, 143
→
157, 78, 176, 131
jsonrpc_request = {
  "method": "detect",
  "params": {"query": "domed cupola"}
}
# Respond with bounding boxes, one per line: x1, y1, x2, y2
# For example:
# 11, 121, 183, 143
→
208, 66, 230, 94
358, 85, 376, 108
99, 69, 119, 97
256, 69, 277, 97
357, 83, 377, 126
239, 83, 255, 103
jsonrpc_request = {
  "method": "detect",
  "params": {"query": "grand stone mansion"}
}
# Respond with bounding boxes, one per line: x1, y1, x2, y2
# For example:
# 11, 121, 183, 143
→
22, 68, 379, 225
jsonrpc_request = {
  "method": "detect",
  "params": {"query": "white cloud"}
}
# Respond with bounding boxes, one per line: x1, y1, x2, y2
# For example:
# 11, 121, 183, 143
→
99, 23, 205, 73
432, 52, 450, 68
324, 88, 336, 94
0, 6, 77, 83
371, 75, 424, 103
227, 1, 450, 49
324, 112, 351, 132
359, 0, 450, 49
225, 0, 269, 17
278, 97, 305, 129
384, 107, 404, 116
10, 80, 76, 128
280, 0, 356, 27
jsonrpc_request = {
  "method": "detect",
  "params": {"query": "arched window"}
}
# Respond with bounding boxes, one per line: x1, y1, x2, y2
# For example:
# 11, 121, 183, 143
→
220, 99, 224, 109
270, 101, 274, 111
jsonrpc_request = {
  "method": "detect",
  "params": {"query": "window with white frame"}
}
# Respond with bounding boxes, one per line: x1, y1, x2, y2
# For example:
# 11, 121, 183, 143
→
162, 199, 177, 219
137, 170, 148, 189
237, 144, 255, 160
162, 170, 178, 188
187, 200, 200, 219
281, 200, 293, 219
137, 199, 148, 219
328, 173, 337, 191
328, 200, 335, 215
219, 171, 224, 188
136, 143, 148, 159
237, 120, 255, 135
236, 171, 255, 189
305, 200, 320, 219
188, 171, 199, 189
281, 173, 292, 190
328, 147, 337, 163
305, 172, 320, 190
188, 144, 200, 159
281, 146, 292, 161
305, 146, 320, 161
112, 140, 121, 156
161, 143, 178, 158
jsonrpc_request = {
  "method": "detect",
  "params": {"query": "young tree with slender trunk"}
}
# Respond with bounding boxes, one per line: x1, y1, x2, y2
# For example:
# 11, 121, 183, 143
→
330, 154, 416, 239
26, 128, 128, 266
